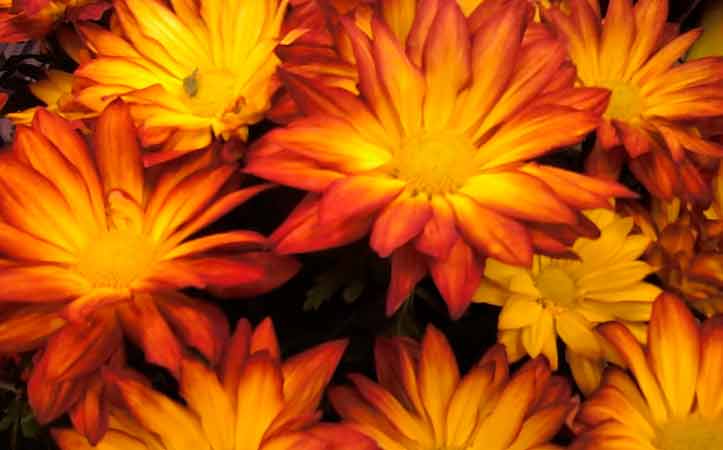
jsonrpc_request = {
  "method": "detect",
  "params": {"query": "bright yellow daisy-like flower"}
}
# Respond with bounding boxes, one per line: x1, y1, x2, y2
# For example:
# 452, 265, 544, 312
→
330, 325, 575, 450
247, 0, 633, 319
0, 102, 298, 442
0, 0, 109, 42
572, 293, 723, 450
474, 209, 661, 394
547, 0, 723, 204
53, 318, 379, 450
73, 0, 300, 165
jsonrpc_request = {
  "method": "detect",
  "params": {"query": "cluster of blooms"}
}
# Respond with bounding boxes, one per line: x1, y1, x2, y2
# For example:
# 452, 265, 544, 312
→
0, 0, 721, 449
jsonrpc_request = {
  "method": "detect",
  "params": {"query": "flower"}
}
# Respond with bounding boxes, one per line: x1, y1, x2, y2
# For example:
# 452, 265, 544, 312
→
53, 318, 379, 450
0, 0, 109, 42
247, 0, 633, 319
330, 325, 575, 450
546, 0, 723, 204
475, 209, 661, 394
0, 102, 298, 441
571, 292, 723, 450
73, 0, 301, 165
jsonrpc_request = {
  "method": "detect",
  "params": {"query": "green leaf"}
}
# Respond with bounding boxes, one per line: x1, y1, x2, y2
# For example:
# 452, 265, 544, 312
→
342, 280, 365, 304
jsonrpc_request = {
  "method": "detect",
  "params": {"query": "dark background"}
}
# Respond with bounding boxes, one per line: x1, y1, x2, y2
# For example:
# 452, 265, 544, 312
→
0, 0, 714, 448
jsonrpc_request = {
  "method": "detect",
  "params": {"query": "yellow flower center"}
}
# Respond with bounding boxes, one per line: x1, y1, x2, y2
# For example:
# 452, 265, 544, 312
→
655, 417, 723, 450
535, 266, 577, 307
392, 131, 476, 195
599, 80, 645, 122
183, 68, 241, 118
76, 230, 157, 289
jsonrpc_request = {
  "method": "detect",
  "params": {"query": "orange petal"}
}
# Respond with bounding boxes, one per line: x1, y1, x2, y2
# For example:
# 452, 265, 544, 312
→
460, 171, 577, 224
374, 336, 424, 414
28, 361, 86, 424
597, 321, 668, 423
221, 318, 252, 405
418, 325, 460, 443
93, 100, 144, 204
156, 292, 230, 365
179, 357, 235, 450
0, 265, 90, 302
235, 353, 285, 449
319, 175, 405, 225
306, 423, 380, 450
251, 317, 281, 361
161, 230, 268, 260
414, 195, 459, 260
0, 304, 65, 353
105, 368, 210, 449
647, 293, 700, 418
629, 151, 679, 200
0, 221, 76, 264
117, 294, 183, 378
448, 194, 533, 266
422, 0, 471, 128
697, 316, 723, 419
272, 195, 374, 254
429, 239, 484, 319
69, 375, 108, 445
370, 193, 433, 257
598, 0, 634, 81
614, 120, 652, 158
386, 244, 428, 316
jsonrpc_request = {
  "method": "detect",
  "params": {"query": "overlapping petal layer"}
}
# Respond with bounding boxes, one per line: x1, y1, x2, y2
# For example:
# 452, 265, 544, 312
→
248, 0, 634, 319
53, 318, 378, 450
0, 0, 109, 42
572, 293, 723, 450
0, 103, 298, 442
330, 325, 574, 450
547, 0, 723, 204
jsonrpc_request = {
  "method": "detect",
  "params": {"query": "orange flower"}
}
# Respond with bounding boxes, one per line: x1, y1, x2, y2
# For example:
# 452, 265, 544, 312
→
247, 0, 633, 318
53, 318, 379, 450
546, 0, 723, 204
0, 102, 298, 442
0, 0, 109, 42
73, 0, 302, 165
330, 325, 575, 450
572, 293, 723, 450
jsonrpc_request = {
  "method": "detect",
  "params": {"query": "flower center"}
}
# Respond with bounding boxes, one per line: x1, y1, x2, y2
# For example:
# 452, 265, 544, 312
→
599, 80, 645, 122
76, 230, 157, 289
183, 68, 241, 118
655, 418, 723, 450
535, 266, 577, 307
392, 131, 476, 195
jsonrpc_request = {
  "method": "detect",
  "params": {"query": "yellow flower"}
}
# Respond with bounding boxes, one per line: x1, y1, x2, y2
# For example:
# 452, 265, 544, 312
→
74, 0, 301, 164
572, 293, 723, 450
475, 209, 660, 394
331, 325, 575, 450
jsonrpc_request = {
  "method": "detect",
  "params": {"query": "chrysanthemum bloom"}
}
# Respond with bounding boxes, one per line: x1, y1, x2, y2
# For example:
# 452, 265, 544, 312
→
625, 171, 723, 317
330, 325, 575, 450
571, 292, 723, 450
247, 0, 634, 319
73, 0, 302, 165
0, 0, 109, 42
546, 0, 723, 204
687, 0, 723, 59
474, 209, 660, 395
53, 318, 379, 450
0, 102, 298, 442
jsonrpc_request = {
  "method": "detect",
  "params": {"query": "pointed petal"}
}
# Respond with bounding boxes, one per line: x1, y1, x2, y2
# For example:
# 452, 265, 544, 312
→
319, 175, 405, 225
235, 353, 284, 450
370, 193, 433, 257
419, 325, 460, 442
429, 239, 484, 319
386, 245, 428, 315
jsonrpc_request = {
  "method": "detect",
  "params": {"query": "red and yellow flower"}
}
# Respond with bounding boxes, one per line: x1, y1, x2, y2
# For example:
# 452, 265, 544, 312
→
247, 0, 633, 319
475, 209, 660, 395
330, 325, 575, 450
0, 0, 109, 42
0, 102, 298, 442
73, 0, 302, 165
546, 0, 723, 204
53, 318, 378, 450
572, 292, 723, 450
